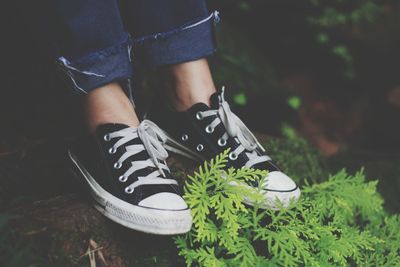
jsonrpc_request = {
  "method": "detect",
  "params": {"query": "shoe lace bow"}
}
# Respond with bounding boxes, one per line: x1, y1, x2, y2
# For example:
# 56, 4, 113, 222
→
107, 120, 177, 194
198, 87, 271, 167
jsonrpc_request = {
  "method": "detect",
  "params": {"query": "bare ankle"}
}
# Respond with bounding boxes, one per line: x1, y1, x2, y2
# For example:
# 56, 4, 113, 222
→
83, 82, 140, 133
165, 59, 217, 111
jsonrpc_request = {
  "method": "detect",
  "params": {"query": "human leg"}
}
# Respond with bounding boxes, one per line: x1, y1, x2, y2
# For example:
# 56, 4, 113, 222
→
40, 0, 192, 234
131, 1, 301, 209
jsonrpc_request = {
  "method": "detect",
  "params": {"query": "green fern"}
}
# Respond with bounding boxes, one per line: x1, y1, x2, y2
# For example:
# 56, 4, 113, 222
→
175, 150, 400, 266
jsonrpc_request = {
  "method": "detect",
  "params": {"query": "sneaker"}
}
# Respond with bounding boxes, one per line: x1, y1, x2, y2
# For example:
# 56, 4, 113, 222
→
68, 120, 192, 235
149, 88, 301, 210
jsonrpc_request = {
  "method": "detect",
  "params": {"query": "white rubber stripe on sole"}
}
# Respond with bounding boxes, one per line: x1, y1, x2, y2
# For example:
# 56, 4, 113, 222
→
68, 150, 192, 235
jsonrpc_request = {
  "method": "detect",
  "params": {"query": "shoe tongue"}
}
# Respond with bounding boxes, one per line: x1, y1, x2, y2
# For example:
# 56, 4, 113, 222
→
186, 102, 210, 115
210, 91, 221, 109
96, 123, 132, 135
184, 91, 221, 115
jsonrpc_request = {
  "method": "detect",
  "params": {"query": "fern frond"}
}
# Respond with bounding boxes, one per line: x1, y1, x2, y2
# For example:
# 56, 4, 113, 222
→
174, 149, 399, 267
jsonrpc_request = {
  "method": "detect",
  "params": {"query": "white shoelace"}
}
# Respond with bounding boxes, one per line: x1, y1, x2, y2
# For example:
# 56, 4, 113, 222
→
105, 120, 177, 194
197, 87, 271, 168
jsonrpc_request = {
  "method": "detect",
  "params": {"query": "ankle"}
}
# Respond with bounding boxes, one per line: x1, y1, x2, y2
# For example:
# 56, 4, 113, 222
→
167, 83, 214, 111
165, 59, 217, 111
83, 82, 140, 133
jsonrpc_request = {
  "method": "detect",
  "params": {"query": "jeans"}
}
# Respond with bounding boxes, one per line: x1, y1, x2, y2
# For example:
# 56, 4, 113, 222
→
45, 0, 218, 94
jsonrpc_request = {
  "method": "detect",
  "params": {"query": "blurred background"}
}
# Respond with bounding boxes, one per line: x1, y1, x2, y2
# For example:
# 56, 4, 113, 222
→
1, 0, 400, 266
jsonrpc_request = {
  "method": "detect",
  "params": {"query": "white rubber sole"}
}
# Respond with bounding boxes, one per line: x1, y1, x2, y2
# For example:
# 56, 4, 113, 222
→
68, 150, 192, 235
163, 132, 301, 210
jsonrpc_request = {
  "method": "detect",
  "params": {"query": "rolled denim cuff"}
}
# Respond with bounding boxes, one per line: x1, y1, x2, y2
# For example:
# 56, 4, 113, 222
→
133, 11, 220, 68
56, 34, 133, 94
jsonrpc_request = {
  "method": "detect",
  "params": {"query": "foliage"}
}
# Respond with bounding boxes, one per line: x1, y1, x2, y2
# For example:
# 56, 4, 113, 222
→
307, 0, 383, 78
213, 0, 386, 93
175, 150, 400, 266
213, 20, 281, 97
287, 96, 301, 110
308, 0, 381, 27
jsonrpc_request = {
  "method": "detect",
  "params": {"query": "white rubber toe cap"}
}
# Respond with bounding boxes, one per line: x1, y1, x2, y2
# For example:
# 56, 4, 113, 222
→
138, 192, 188, 210
261, 171, 301, 210
263, 171, 298, 192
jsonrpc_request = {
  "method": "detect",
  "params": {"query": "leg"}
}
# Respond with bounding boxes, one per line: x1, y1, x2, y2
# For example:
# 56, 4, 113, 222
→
133, 1, 301, 210
83, 82, 139, 132
164, 59, 216, 111
125, 0, 219, 111
33, 0, 192, 234
52, 0, 138, 132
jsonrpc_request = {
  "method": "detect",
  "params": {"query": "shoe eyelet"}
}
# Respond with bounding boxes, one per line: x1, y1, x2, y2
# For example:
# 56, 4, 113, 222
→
205, 126, 214, 134
125, 187, 134, 194
218, 138, 227, 147
119, 175, 128, 182
181, 134, 189, 141
114, 162, 122, 169
229, 152, 238, 161
103, 134, 111, 141
108, 147, 117, 154
196, 144, 204, 152
196, 112, 203, 120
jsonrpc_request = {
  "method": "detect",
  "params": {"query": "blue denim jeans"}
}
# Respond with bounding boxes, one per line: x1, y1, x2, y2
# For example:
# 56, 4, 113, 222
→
49, 0, 218, 94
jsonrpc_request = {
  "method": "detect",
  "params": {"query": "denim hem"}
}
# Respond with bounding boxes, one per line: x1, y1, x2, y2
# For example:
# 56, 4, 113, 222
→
133, 11, 220, 67
56, 34, 134, 94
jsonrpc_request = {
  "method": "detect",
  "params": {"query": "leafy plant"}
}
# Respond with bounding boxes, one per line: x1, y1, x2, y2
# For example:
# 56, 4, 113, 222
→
307, 0, 383, 78
175, 150, 400, 266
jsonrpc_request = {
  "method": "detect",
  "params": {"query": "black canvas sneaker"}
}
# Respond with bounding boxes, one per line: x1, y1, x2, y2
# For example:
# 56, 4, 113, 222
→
150, 88, 301, 210
68, 120, 192, 235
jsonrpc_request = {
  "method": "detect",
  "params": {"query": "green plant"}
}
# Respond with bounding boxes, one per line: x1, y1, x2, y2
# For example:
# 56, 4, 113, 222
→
175, 150, 400, 266
307, 0, 383, 78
